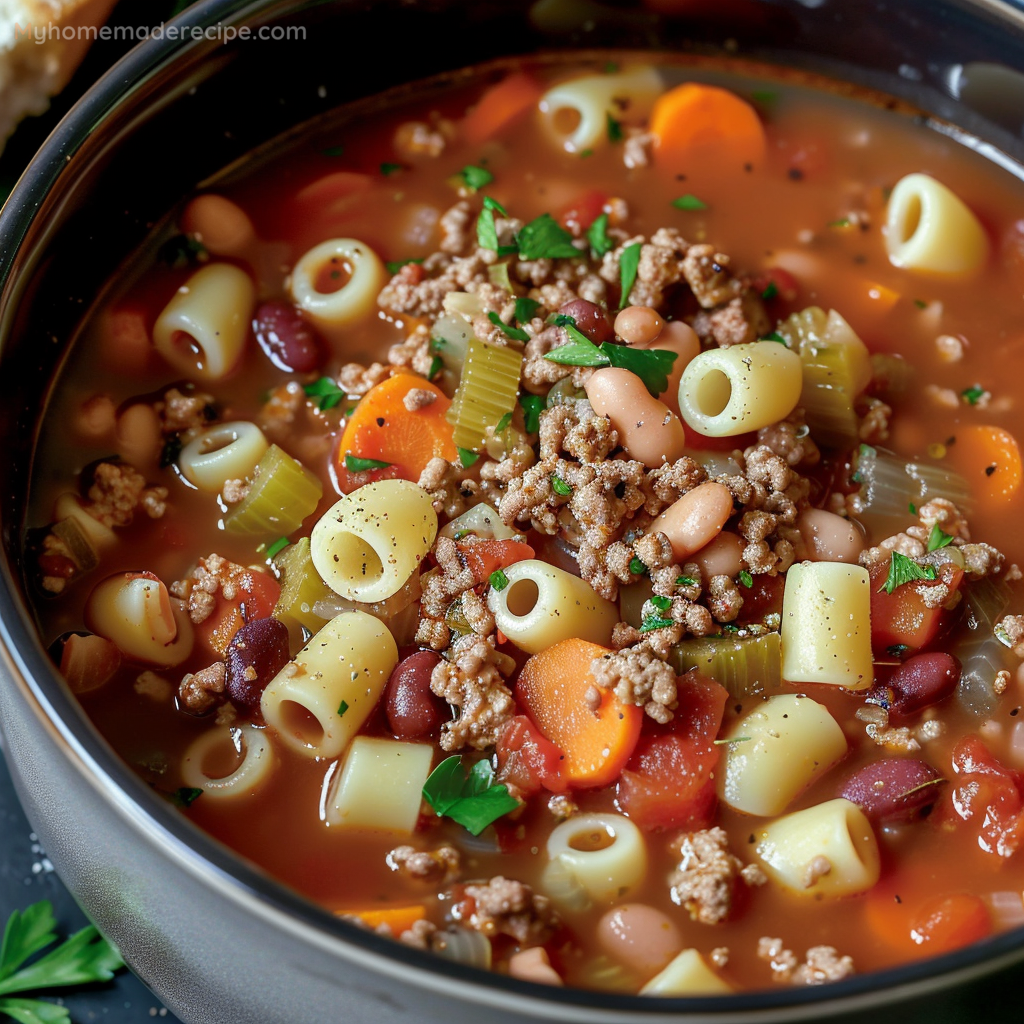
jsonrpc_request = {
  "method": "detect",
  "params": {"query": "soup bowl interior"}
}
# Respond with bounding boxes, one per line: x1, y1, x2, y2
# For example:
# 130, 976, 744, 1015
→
2, 1, 1024, 1022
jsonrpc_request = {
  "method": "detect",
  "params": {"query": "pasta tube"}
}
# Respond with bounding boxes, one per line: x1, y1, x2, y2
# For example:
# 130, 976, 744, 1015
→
546, 814, 646, 903
180, 725, 274, 799
289, 237, 386, 332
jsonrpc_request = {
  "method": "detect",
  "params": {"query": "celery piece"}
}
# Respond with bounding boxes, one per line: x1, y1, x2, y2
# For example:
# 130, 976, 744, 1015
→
954, 577, 1014, 716
779, 306, 871, 450
223, 444, 323, 537
852, 445, 972, 517
50, 516, 99, 574
272, 536, 333, 637
445, 337, 523, 451
668, 631, 781, 698
444, 596, 472, 639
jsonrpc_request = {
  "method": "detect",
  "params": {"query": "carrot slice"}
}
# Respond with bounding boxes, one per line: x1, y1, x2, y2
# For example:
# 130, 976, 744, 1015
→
649, 83, 766, 172
949, 424, 1023, 504
293, 171, 374, 214
515, 639, 642, 788
334, 374, 458, 493
461, 72, 543, 145
349, 905, 426, 934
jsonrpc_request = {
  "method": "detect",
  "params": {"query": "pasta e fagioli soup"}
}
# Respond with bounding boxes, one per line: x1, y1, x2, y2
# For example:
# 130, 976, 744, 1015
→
26, 53, 1024, 995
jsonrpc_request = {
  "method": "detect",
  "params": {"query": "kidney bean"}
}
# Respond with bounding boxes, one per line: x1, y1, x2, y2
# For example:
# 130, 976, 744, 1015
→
225, 617, 291, 715
558, 298, 614, 344
840, 758, 946, 823
385, 650, 446, 738
597, 903, 683, 975
871, 652, 962, 717
253, 301, 326, 373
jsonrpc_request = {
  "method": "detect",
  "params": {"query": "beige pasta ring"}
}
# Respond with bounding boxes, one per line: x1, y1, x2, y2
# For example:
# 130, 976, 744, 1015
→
289, 237, 386, 329
180, 724, 275, 798
178, 421, 269, 493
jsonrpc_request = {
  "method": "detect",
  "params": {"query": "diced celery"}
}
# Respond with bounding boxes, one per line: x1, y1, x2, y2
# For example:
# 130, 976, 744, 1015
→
954, 577, 1014, 716
852, 445, 972, 517
668, 631, 781, 698
51, 517, 99, 574
272, 537, 333, 637
445, 337, 523, 451
223, 444, 323, 537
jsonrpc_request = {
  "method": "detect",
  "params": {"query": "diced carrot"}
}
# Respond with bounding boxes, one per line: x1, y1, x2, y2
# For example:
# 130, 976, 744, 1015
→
909, 893, 992, 954
558, 189, 608, 233
333, 374, 458, 494
349, 905, 427, 934
948, 424, 1023, 504
868, 559, 963, 657
649, 83, 766, 173
864, 281, 901, 313
294, 171, 374, 213
457, 538, 535, 584
515, 638, 642, 789
194, 567, 281, 659
461, 72, 543, 146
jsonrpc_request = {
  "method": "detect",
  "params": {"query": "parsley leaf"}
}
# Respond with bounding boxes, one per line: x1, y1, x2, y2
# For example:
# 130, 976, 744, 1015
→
337, 700, 349, 717
519, 394, 545, 433
606, 112, 624, 143
427, 355, 444, 380
738, 570, 754, 588
158, 233, 207, 268
543, 316, 608, 368
265, 537, 289, 560
618, 241, 642, 309
487, 311, 530, 342
170, 787, 202, 808
961, 385, 986, 405
0, 901, 124, 1023
650, 594, 672, 611
385, 257, 424, 275
514, 297, 540, 324
422, 756, 519, 835
629, 556, 647, 576
476, 196, 508, 251
927, 523, 954, 552
761, 331, 788, 345
761, 280, 778, 300
886, 643, 910, 658
495, 412, 513, 433
304, 376, 344, 411
459, 165, 494, 190
345, 454, 391, 473
640, 614, 676, 633
551, 475, 573, 496
676, 574, 698, 587
489, 569, 509, 591
380, 161, 404, 176
587, 212, 613, 258
913, 298, 928, 309
322, 145, 345, 157
457, 448, 480, 468
601, 342, 677, 397
878, 551, 938, 594
672, 193, 707, 211
516, 213, 579, 260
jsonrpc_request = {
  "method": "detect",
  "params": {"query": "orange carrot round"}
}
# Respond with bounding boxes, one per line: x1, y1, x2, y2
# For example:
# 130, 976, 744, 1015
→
334, 374, 457, 493
349, 905, 427, 934
949, 424, 1022, 504
515, 639, 642, 788
649, 83, 766, 173
461, 72, 543, 145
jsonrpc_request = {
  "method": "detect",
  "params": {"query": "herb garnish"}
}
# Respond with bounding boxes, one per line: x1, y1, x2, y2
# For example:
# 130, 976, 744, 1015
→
927, 523, 954, 552
487, 311, 530, 342
458, 448, 480, 468
459, 165, 494, 190
672, 194, 707, 211
422, 756, 519, 835
427, 355, 444, 380
514, 297, 540, 324
345, 454, 391, 473
476, 196, 508, 251
266, 537, 290, 560
171, 787, 203, 808
516, 213, 580, 260
304, 377, 345, 411
640, 614, 676, 632
337, 700, 350, 717
676, 574, 698, 587
495, 412, 513, 434
489, 569, 509, 592
606, 112, 624, 143
0, 900, 124, 1024
158, 233, 207, 268
650, 595, 672, 612
738, 570, 754, 588
629, 556, 647, 576
618, 241, 642, 309
385, 257, 424, 275
961, 385, 986, 406
380, 161, 404, 176
761, 332, 788, 345
551, 475, 573, 496
322, 145, 345, 157
878, 551, 938, 594
886, 644, 911, 658
519, 394, 545, 434
913, 298, 928, 309
587, 212, 613, 258
761, 280, 778, 301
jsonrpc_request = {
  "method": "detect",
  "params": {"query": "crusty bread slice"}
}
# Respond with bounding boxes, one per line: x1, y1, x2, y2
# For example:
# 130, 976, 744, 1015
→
0, 0, 118, 150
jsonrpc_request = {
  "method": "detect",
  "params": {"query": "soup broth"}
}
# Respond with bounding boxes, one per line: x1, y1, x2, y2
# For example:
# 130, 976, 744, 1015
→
28, 54, 1024, 994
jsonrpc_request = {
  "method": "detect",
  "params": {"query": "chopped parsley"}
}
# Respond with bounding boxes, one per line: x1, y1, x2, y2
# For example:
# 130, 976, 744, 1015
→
489, 569, 510, 592
265, 537, 290, 560
640, 614, 676, 633
322, 144, 345, 157
171, 787, 203, 808
345, 454, 391, 473
603, 60, 620, 74
761, 331, 788, 345
913, 298, 929, 309
961, 385, 986, 405
606, 112, 624, 143
514, 296, 541, 324
337, 700, 350, 717
650, 594, 672, 611
738, 570, 754, 588
158, 233, 207, 268
429, 336, 446, 353
304, 376, 345, 410
629, 556, 647, 576
487, 311, 530, 342
495, 411, 513, 433
459, 164, 494, 190
516, 213, 580, 260
676, 574, 698, 587
909, 502, 917, 515
551, 475, 573, 496
422, 755, 519, 835
761, 280, 779, 301
380, 161, 404, 176
878, 551, 938, 595
828, 217, 851, 228
579, 148, 594, 159
384, 257, 424, 275
587, 212, 613, 258
476, 196, 508, 251
751, 89, 776, 103
519, 393, 545, 433
457, 448, 480, 468
427, 355, 444, 379
672, 193, 707, 211
159, 434, 183, 469
886, 644, 911, 658
927, 523, 955, 551
618, 241, 642, 309
0, 900, 124, 1024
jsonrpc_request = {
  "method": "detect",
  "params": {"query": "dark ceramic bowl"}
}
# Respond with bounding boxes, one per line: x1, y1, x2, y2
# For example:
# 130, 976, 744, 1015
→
2, 2, 1024, 1022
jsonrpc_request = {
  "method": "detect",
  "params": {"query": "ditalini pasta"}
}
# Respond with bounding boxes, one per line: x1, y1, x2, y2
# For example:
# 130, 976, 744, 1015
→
781, 562, 873, 689
885, 172, 989, 275
260, 611, 398, 759
754, 798, 881, 898
311, 480, 437, 604
324, 736, 433, 832
545, 814, 646, 903
289, 237, 386, 332
677, 340, 803, 436
152, 262, 255, 381
717, 694, 848, 816
486, 559, 619, 654
178, 421, 269, 493
180, 725, 274, 799
539, 66, 662, 153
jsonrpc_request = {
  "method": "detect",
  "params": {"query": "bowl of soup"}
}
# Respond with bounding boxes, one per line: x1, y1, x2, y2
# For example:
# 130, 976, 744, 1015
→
3, 0, 1024, 1021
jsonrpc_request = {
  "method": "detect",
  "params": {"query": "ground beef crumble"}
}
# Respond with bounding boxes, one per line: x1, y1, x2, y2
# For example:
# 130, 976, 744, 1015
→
387, 844, 461, 883
453, 876, 556, 944
84, 461, 168, 528
757, 937, 855, 985
669, 827, 766, 925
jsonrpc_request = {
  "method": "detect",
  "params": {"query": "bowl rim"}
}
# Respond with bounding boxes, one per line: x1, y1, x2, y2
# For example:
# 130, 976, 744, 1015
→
2, 0, 1024, 1018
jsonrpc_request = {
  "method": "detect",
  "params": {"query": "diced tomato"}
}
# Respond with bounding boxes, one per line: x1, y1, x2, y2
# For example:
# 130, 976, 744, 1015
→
194, 565, 281, 659
495, 715, 569, 795
909, 893, 992, 954
558, 189, 608, 233
457, 538, 535, 584
293, 170, 374, 214
59, 633, 122, 695
616, 670, 728, 830
751, 266, 800, 303
946, 736, 1024, 858
868, 560, 964, 656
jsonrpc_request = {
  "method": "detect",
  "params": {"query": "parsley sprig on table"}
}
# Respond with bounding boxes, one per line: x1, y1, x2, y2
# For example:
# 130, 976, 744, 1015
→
0, 901, 124, 1024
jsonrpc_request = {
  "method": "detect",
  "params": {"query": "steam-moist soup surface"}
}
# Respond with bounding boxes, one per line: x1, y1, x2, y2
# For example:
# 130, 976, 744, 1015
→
29, 54, 1024, 994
